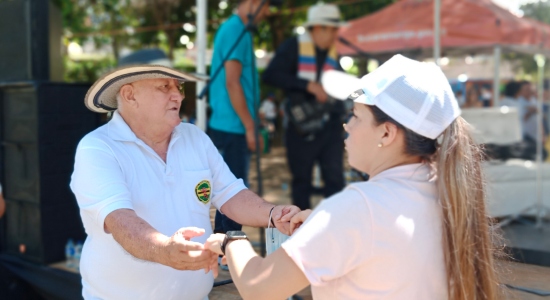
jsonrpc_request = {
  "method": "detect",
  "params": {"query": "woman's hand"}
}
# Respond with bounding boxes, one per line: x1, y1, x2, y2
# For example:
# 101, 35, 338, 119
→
289, 209, 312, 234
205, 233, 226, 256
272, 205, 301, 235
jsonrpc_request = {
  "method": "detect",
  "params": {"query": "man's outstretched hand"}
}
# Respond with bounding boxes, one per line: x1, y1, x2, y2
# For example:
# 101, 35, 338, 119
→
161, 227, 218, 277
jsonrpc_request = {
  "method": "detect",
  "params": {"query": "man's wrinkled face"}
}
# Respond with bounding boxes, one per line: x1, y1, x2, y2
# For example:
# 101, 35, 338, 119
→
131, 78, 184, 129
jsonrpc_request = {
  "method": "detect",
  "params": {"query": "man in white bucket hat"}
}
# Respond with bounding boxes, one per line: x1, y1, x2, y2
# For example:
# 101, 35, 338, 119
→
263, 3, 347, 211
70, 64, 300, 300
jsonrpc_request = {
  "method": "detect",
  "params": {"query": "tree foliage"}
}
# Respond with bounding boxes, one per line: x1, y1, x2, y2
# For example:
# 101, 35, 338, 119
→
521, 1, 550, 25
54, 0, 395, 81
507, 1, 550, 78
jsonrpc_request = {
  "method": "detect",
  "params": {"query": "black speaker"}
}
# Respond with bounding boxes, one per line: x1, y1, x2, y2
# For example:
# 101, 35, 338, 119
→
0, 82, 104, 264
0, 0, 63, 81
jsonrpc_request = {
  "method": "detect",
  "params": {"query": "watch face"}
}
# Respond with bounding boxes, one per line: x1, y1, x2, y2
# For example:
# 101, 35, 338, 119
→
226, 231, 247, 239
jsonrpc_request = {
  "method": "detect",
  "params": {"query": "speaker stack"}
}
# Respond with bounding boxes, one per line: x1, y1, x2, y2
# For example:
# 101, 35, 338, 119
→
0, 0, 103, 264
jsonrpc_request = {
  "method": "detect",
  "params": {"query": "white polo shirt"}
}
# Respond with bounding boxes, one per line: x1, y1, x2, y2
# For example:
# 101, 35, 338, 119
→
282, 163, 448, 300
70, 111, 246, 300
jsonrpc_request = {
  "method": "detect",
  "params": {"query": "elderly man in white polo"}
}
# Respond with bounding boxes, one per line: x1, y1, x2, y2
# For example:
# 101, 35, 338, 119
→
70, 65, 300, 300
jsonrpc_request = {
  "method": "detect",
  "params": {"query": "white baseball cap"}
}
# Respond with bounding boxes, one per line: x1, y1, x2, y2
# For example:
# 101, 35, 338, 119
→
303, 3, 346, 28
322, 54, 461, 139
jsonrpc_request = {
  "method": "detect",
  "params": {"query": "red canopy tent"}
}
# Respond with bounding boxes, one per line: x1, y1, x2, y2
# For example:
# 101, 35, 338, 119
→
336, 0, 550, 224
337, 0, 550, 58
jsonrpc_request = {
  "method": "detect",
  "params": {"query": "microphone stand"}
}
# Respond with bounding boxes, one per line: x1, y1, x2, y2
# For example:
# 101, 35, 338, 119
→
248, 4, 267, 258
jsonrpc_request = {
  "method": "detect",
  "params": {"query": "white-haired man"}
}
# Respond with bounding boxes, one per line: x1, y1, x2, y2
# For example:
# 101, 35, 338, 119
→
70, 65, 299, 300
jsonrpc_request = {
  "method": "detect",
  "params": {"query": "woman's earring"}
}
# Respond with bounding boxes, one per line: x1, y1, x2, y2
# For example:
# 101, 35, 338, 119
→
378, 143, 383, 148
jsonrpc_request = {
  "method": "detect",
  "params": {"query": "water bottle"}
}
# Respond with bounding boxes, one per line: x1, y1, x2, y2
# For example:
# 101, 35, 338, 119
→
74, 241, 83, 271
65, 239, 75, 268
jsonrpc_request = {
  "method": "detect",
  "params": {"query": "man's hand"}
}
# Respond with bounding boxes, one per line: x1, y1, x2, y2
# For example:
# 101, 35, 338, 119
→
161, 227, 218, 276
271, 205, 301, 235
246, 128, 264, 152
289, 209, 312, 235
307, 81, 328, 103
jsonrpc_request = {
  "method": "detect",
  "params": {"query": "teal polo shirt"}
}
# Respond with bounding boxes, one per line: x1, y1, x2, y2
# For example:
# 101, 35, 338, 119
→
208, 15, 259, 134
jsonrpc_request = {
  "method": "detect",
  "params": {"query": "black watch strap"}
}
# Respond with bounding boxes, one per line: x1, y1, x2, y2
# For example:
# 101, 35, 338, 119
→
221, 231, 248, 255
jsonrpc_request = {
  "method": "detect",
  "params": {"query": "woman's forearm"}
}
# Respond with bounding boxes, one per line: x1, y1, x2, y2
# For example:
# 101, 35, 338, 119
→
225, 240, 309, 300
226, 240, 264, 299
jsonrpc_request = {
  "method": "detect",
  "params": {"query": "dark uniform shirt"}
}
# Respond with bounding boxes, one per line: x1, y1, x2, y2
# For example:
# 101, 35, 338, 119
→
262, 36, 346, 123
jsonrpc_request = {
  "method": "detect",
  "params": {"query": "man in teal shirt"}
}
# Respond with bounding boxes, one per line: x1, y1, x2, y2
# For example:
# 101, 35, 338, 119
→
208, 0, 273, 236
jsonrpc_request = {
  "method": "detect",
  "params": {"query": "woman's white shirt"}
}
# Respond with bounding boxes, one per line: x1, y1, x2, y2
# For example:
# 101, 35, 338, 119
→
282, 163, 448, 300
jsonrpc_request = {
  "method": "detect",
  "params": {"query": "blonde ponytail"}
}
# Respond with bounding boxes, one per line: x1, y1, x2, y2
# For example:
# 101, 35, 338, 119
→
435, 116, 500, 300
368, 105, 501, 299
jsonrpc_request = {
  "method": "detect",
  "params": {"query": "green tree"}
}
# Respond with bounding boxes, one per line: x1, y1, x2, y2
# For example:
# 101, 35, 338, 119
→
55, 0, 396, 81
259, 0, 397, 51
521, 1, 550, 25
508, 1, 550, 79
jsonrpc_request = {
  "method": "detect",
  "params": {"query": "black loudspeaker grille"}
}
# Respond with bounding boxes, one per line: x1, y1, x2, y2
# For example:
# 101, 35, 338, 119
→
1, 82, 103, 264
0, 0, 56, 81
0, 0, 31, 81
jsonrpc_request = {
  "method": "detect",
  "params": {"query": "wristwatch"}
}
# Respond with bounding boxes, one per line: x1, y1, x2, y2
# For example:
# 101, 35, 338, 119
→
221, 231, 248, 255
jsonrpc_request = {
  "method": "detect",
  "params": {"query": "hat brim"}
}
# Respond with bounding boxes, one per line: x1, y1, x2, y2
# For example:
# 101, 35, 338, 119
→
321, 70, 371, 103
85, 65, 202, 113
304, 20, 347, 28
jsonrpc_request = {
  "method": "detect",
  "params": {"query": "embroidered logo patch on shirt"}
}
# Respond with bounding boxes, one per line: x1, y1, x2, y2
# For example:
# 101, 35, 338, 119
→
195, 180, 211, 204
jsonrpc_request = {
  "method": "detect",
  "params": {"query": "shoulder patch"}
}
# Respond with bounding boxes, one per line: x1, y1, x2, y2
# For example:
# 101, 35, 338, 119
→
195, 180, 211, 204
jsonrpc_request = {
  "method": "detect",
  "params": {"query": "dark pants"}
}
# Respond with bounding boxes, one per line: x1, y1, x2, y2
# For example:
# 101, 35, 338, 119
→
285, 121, 345, 210
208, 128, 250, 233
524, 135, 548, 161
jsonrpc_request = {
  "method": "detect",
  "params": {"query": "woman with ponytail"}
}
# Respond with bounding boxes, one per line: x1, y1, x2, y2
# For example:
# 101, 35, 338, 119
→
204, 55, 500, 300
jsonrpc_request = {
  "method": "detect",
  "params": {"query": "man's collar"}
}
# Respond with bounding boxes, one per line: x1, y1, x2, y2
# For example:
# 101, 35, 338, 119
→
172, 122, 184, 138
108, 111, 138, 142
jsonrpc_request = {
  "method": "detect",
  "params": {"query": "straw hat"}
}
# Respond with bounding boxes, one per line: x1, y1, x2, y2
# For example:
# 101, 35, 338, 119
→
84, 65, 200, 113
303, 3, 346, 28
